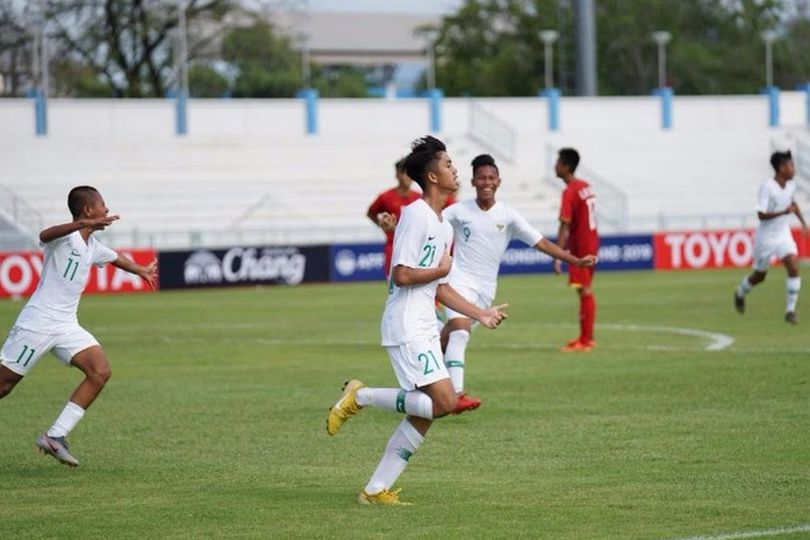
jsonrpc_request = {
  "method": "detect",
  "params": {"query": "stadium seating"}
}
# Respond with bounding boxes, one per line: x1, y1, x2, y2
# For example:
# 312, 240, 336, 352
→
1, 94, 807, 249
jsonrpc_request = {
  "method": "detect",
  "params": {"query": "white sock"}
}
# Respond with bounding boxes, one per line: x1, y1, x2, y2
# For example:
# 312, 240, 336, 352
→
737, 276, 754, 296
356, 388, 433, 419
364, 418, 424, 494
444, 329, 470, 394
786, 277, 801, 312
47, 401, 85, 438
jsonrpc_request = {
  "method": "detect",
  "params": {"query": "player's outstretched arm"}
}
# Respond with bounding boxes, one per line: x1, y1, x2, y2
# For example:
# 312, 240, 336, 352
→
436, 283, 508, 329
39, 215, 120, 243
113, 256, 158, 289
536, 238, 597, 267
391, 249, 452, 286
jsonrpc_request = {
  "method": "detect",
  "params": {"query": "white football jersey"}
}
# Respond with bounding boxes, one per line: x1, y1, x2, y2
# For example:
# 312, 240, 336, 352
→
756, 178, 796, 238
381, 199, 453, 346
15, 231, 118, 333
443, 200, 543, 299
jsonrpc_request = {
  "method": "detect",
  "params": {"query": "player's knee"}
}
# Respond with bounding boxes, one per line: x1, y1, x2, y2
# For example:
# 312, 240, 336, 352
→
0, 381, 15, 398
88, 363, 112, 386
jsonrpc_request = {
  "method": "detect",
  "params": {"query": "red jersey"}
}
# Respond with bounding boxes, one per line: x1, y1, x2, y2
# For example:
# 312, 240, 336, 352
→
368, 188, 421, 275
560, 178, 599, 256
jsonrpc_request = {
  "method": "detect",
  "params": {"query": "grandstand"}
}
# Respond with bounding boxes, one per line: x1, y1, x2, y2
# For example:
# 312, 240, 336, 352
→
1, 92, 808, 249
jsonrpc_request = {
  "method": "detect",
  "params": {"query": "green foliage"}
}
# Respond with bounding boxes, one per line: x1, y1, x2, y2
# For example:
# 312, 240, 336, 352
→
0, 269, 808, 538
435, 0, 809, 95
222, 21, 303, 97
188, 64, 230, 98
312, 67, 369, 98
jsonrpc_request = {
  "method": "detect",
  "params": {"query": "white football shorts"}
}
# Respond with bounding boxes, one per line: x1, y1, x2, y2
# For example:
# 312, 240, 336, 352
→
385, 334, 448, 390
752, 230, 797, 271
0, 324, 100, 376
443, 282, 493, 323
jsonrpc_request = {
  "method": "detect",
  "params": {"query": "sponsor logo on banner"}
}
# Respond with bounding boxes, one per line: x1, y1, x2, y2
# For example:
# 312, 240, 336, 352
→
654, 228, 809, 269
0, 249, 157, 298
159, 244, 330, 289
329, 244, 386, 282
499, 235, 653, 275
182, 247, 306, 285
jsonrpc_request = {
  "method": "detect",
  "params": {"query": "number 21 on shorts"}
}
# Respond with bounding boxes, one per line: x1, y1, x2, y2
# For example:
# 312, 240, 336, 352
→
418, 350, 441, 375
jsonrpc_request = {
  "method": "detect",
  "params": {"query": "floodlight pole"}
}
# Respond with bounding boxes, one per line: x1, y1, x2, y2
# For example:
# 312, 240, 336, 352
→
761, 30, 777, 89
539, 30, 559, 90
651, 31, 671, 89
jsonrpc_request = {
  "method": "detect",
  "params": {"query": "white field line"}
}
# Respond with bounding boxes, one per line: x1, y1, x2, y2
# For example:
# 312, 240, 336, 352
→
599, 323, 734, 351
93, 322, 739, 352
668, 522, 810, 540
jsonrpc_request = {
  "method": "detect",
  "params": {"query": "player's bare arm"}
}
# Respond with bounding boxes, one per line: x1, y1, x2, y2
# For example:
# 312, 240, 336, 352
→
536, 238, 596, 268
436, 283, 508, 329
39, 215, 120, 243
553, 220, 572, 274
790, 201, 809, 235
113, 256, 158, 289
391, 249, 452, 286
757, 205, 794, 221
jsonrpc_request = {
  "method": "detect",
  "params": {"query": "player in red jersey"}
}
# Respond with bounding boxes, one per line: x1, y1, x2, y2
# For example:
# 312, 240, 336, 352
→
367, 158, 422, 278
552, 148, 600, 352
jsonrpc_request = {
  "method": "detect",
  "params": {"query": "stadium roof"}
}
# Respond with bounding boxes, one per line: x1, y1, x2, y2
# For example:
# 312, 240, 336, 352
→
271, 10, 440, 65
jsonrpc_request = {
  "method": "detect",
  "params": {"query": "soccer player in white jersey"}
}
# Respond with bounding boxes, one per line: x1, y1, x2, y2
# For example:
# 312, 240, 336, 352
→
326, 137, 508, 506
441, 154, 597, 410
0, 186, 157, 466
735, 151, 807, 323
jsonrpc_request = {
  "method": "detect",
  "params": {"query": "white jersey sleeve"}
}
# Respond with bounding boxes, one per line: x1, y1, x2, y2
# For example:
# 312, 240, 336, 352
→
507, 207, 543, 247
91, 238, 118, 266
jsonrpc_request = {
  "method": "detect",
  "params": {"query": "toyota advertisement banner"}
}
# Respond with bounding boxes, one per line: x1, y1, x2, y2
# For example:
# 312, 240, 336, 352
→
653, 228, 810, 270
0, 248, 157, 298
158, 245, 331, 289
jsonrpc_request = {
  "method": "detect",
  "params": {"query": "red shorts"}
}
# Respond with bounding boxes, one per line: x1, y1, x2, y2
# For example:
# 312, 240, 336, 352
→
568, 265, 595, 289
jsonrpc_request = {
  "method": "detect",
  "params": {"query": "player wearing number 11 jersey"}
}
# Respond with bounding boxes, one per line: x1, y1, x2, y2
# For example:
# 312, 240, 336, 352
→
0, 186, 157, 466
554, 148, 600, 352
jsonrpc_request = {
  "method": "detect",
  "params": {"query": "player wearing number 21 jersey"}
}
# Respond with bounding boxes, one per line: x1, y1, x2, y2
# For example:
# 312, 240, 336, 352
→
554, 148, 600, 352
326, 136, 508, 506
440, 154, 596, 410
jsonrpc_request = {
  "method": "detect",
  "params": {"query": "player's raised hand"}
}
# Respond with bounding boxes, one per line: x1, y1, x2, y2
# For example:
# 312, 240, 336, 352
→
553, 259, 563, 275
575, 254, 597, 267
87, 214, 120, 231
140, 259, 159, 290
437, 248, 453, 276
478, 303, 508, 329
376, 212, 397, 232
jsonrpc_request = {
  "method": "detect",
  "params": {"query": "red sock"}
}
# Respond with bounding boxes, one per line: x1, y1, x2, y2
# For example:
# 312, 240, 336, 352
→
580, 293, 596, 343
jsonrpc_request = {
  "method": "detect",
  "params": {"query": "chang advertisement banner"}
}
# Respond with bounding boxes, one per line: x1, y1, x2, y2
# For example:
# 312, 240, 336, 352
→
159, 245, 330, 289
499, 234, 654, 275
329, 243, 386, 282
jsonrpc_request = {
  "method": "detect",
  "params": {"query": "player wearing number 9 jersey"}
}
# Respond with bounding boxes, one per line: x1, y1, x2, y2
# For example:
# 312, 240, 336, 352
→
326, 136, 509, 506
0, 186, 157, 467
440, 154, 596, 410
554, 148, 600, 352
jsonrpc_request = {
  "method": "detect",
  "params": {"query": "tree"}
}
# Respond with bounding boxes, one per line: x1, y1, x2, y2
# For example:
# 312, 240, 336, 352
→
41, 0, 235, 97
433, 0, 808, 96
222, 19, 302, 97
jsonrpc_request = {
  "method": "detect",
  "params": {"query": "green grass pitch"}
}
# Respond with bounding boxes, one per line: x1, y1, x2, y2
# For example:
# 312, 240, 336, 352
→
0, 268, 807, 539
